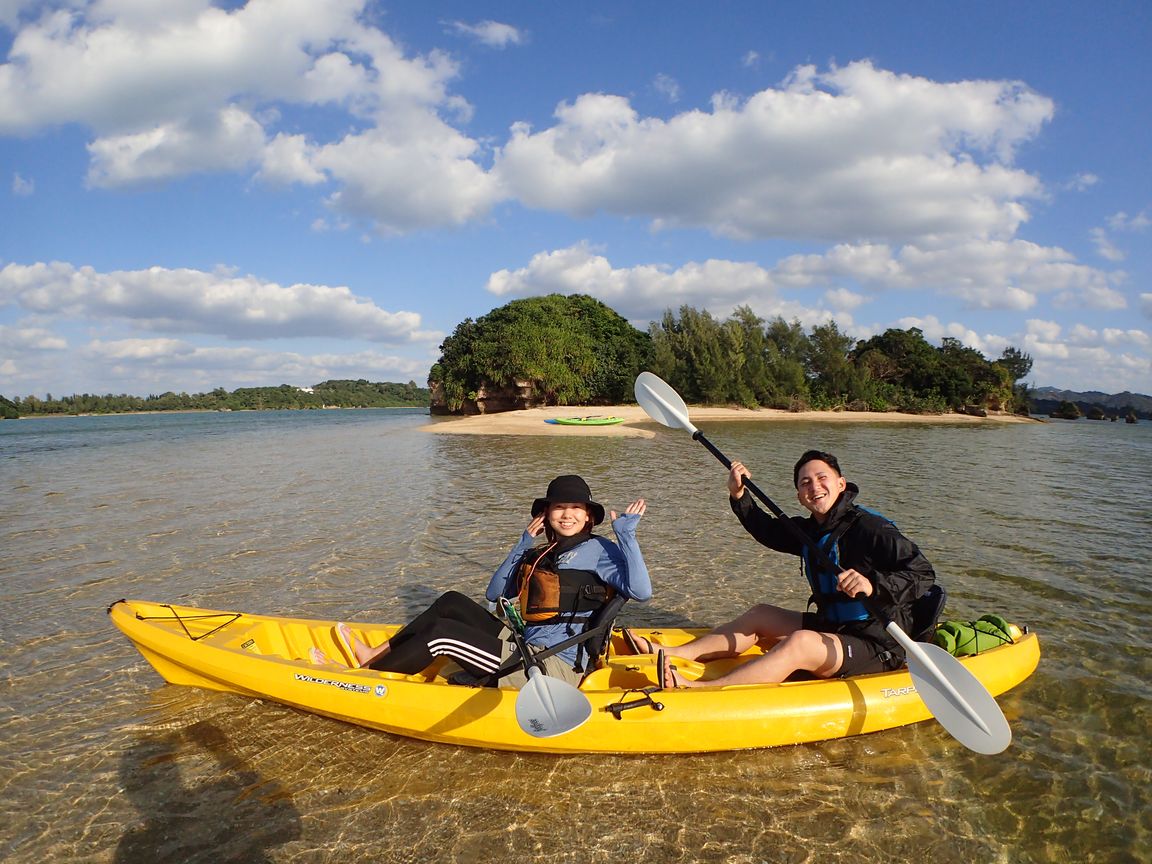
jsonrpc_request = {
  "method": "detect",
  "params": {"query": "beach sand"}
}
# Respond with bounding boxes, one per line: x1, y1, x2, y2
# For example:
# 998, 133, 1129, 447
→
421, 404, 1038, 437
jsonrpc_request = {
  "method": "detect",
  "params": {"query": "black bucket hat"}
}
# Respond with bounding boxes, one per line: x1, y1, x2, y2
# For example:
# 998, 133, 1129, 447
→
531, 474, 605, 525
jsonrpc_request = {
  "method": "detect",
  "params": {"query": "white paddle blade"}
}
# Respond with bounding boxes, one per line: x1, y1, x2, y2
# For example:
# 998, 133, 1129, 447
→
515, 667, 593, 738
634, 372, 699, 435
905, 641, 1013, 754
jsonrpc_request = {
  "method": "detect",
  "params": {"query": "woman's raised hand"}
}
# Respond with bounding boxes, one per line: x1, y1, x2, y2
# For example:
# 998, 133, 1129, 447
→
611, 498, 647, 521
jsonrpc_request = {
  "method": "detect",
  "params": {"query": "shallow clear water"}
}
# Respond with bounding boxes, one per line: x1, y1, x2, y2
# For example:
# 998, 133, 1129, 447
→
2, 409, 1149, 863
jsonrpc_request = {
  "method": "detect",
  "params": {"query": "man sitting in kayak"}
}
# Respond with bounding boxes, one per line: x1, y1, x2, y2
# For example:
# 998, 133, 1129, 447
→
315, 475, 651, 688
624, 450, 935, 689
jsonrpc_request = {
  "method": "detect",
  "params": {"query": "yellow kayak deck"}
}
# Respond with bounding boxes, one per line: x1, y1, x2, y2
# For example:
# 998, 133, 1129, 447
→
109, 599, 1040, 754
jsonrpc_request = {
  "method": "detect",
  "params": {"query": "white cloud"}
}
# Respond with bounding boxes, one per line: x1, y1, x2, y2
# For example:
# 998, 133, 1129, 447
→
11, 171, 33, 195
485, 242, 777, 320
0, 261, 440, 343
0, 0, 500, 232
495, 60, 1053, 243
1064, 173, 1098, 192
86, 105, 267, 186
69, 338, 430, 395
1090, 226, 1125, 262
653, 73, 681, 103
1022, 318, 1152, 390
316, 123, 503, 231
1107, 210, 1150, 232
741, 51, 761, 69
485, 235, 1125, 324
0, 323, 67, 351
824, 287, 870, 312
0, 9, 1065, 243
444, 19, 524, 49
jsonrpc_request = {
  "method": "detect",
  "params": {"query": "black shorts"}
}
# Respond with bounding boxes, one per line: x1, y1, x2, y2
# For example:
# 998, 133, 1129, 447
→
801, 612, 903, 678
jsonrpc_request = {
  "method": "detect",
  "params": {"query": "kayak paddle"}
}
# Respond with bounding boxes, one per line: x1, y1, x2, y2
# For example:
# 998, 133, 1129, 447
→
633, 371, 1013, 754
500, 598, 593, 738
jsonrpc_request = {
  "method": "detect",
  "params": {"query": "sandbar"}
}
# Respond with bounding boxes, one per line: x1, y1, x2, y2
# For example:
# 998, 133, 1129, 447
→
421, 405, 1038, 437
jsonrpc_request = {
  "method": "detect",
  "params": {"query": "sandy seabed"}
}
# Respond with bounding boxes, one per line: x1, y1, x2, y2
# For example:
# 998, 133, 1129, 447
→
421, 404, 1038, 437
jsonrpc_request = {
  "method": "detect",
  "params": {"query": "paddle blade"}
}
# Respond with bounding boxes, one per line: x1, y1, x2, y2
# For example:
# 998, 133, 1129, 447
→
515, 667, 593, 738
906, 641, 1013, 754
634, 372, 698, 435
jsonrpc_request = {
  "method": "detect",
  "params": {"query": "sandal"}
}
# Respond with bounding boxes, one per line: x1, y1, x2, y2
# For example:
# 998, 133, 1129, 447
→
656, 649, 684, 690
335, 622, 363, 668
621, 628, 652, 655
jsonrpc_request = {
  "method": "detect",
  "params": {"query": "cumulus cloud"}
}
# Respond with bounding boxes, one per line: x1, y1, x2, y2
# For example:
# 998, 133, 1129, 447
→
0, 261, 440, 343
0, 9, 1061, 242
0, 323, 67, 351
52, 337, 429, 396
485, 242, 777, 320
495, 60, 1053, 243
444, 19, 524, 48
485, 235, 1123, 324
0, 0, 498, 231
1021, 318, 1152, 388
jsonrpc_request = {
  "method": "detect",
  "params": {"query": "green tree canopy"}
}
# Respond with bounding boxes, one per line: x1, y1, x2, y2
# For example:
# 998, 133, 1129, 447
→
429, 294, 653, 412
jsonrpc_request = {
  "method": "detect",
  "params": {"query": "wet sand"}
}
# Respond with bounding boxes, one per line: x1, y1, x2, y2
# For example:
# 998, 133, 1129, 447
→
421, 404, 1038, 437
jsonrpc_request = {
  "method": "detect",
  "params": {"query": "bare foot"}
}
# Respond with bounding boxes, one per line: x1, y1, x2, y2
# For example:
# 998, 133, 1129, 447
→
621, 628, 661, 655
337, 623, 390, 668
309, 647, 337, 666
658, 649, 693, 689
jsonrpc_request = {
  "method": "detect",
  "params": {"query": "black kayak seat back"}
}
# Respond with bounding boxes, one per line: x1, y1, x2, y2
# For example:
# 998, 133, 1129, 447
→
477, 593, 629, 686
910, 584, 947, 642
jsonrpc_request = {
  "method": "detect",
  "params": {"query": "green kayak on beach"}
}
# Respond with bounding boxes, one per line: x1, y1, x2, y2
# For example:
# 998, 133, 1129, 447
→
545, 416, 626, 426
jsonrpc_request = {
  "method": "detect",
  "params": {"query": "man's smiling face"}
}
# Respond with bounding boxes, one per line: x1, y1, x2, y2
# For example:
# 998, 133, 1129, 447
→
795, 459, 846, 522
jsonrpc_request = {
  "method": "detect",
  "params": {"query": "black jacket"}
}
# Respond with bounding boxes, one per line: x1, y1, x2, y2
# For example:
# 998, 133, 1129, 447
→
730, 482, 936, 646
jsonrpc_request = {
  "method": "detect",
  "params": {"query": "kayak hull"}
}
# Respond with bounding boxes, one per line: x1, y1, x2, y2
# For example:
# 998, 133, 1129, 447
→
109, 599, 1040, 754
546, 416, 626, 425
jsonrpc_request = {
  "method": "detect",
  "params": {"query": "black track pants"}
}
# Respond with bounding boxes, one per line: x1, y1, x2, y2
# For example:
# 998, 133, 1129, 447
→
368, 590, 506, 676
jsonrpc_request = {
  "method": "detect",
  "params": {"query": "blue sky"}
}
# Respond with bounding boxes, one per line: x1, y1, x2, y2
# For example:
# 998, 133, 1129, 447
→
2, 0, 1149, 400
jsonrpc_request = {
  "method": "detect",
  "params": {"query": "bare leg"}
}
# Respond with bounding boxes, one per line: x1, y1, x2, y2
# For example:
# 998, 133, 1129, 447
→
665, 628, 846, 688
651, 604, 805, 662
339, 623, 390, 668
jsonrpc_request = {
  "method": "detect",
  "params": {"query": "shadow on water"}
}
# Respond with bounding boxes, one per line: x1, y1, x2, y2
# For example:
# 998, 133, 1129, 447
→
115, 721, 301, 864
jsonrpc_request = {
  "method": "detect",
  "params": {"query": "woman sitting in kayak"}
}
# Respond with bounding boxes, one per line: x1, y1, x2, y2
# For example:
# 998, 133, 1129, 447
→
313, 475, 650, 688
624, 450, 935, 689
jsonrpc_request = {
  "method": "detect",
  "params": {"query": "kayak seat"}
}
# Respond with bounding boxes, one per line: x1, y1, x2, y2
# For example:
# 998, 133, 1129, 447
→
910, 584, 947, 642
474, 594, 630, 687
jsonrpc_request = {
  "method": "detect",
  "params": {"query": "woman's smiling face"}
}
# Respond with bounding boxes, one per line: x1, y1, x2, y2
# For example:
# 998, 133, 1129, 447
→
795, 459, 846, 522
546, 502, 593, 537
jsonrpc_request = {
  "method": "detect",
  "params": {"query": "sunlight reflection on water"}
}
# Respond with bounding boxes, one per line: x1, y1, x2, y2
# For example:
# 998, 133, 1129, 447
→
1, 410, 1148, 862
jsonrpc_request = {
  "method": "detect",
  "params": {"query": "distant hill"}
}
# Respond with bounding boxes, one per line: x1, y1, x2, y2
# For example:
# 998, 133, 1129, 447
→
2, 379, 430, 417
1030, 387, 1151, 420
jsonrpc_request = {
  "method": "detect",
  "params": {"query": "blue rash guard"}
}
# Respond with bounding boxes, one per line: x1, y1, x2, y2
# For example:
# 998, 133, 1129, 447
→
485, 513, 651, 670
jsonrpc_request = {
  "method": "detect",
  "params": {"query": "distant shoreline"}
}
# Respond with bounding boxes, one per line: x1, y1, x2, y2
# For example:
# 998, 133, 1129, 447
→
421, 404, 1041, 437
3, 406, 428, 420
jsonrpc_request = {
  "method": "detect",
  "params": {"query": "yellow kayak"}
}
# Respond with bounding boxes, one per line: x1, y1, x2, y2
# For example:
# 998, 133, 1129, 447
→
108, 599, 1040, 754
